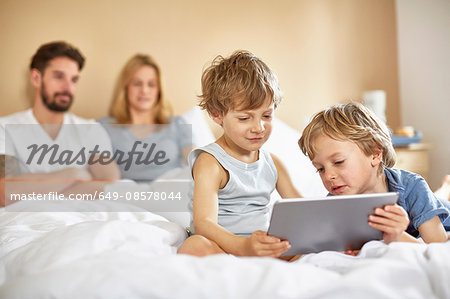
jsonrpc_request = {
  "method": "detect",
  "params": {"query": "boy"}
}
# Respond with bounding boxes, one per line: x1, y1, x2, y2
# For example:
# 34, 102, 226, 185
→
298, 102, 449, 243
177, 50, 301, 257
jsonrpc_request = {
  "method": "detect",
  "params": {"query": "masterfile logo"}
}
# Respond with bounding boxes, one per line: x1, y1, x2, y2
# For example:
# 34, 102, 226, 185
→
25, 141, 171, 170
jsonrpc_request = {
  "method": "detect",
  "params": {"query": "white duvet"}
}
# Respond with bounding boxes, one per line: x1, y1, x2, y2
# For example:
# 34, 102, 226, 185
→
1, 201, 449, 299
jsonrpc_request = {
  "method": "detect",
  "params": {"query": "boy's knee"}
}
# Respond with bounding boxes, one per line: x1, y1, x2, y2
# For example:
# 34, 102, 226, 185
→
177, 235, 219, 256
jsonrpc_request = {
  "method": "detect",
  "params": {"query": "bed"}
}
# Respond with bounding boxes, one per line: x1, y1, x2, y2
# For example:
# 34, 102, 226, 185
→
1, 201, 449, 298
1, 110, 449, 298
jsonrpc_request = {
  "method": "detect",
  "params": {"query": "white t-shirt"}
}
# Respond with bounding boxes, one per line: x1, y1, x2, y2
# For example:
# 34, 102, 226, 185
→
0, 109, 113, 173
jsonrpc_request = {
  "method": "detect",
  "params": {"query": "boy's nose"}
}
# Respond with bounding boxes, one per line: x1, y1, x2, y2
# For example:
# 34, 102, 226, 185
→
325, 170, 337, 181
251, 120, 265, 133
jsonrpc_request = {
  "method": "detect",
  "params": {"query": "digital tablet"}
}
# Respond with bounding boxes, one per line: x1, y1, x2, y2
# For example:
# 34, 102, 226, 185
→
267, 192, 399, 255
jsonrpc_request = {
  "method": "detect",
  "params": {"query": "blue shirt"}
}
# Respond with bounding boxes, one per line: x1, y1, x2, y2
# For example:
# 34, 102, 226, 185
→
385, 168, 449, 236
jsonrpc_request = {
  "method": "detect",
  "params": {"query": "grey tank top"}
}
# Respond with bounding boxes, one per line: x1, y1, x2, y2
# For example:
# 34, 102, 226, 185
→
188, 143, 278, 236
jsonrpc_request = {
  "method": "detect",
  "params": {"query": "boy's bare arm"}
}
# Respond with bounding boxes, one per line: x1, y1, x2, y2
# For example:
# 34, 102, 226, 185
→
418, 216, 448, 243
270, 153, 302, 198
191, 153, 244, 253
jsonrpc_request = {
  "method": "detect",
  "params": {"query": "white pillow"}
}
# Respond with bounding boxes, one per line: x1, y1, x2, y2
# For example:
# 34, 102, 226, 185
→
263, 117, 327, 197
181, 106, 215, 147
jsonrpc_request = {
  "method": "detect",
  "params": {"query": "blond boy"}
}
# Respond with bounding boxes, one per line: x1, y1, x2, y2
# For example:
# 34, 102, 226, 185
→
298, 103, 448, 243
178, 50, 301, 257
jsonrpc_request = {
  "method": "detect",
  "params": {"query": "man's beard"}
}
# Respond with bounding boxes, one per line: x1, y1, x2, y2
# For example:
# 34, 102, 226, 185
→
41, 83, 73, 112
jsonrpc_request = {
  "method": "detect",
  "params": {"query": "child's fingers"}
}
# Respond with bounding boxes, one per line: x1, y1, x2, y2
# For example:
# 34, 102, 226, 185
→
369, 221, 394, 235
264, 242, 292, 257
257, 236, 282, 245
369, 222, 403, 238
369, 214, 408, 229
254, 231, 282, 244
369, 212, 405, 226
262, 236, 283, 243
369, 218, 405, 234
382, 204, 408, 216
373, 207, 409, 222
265, 240, 290, 250
254, 241, 291, 257
262, 240, 290, 251
369, 220, 390, 231
373, 207, 401, 218
371, 207, 409, 230
370, 205, 409, 243
375, 205, 409, 226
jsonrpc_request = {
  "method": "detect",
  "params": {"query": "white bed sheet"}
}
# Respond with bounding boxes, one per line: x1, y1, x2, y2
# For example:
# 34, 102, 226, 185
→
1, 202, 449, 299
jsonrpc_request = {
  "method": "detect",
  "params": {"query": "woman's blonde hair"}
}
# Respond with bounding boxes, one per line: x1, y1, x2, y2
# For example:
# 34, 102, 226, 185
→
109, 54, 172, 124
298, 102, 396, 173
199, 50, 282, 116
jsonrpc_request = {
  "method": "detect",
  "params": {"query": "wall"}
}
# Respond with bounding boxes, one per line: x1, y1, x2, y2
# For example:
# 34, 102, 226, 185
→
0, 0, 400, 132
396, 0, 450, 189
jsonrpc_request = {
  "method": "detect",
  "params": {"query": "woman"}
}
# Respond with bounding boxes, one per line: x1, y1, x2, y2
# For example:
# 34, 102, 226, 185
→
100, 54, 192, 182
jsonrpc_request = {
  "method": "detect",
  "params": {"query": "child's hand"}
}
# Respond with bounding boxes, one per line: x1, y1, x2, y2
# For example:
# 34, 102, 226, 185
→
368, 204, 409, 244
245, 231, 291, 257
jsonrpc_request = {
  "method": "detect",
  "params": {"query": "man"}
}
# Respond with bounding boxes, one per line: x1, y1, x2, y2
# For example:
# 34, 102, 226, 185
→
0, 41, 120, 207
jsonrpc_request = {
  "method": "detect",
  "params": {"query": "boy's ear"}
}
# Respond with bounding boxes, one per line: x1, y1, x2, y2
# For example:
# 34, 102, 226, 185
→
30, 69, 42, 88
371, 147, 383, 167
211, 111, 223, 126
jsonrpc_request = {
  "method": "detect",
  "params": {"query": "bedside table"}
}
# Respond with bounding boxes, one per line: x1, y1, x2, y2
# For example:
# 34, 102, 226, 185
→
394, 143, 432, 181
